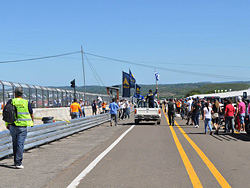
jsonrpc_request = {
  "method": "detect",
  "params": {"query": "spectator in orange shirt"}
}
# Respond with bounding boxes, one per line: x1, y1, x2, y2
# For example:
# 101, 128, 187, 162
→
70, 99, 82, 119
101, 101, 107, 113
176, 100, 181, 114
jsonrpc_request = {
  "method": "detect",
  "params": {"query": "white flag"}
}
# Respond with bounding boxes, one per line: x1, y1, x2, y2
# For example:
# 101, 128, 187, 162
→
155, 71, 160, 81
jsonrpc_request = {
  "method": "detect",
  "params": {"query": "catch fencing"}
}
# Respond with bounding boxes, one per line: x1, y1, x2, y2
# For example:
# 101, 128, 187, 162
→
0, 80, 111, 108
0, 113, 110, 159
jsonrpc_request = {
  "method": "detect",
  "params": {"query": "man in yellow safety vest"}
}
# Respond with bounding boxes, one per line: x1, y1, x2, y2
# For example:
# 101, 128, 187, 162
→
5, 87, 34, 169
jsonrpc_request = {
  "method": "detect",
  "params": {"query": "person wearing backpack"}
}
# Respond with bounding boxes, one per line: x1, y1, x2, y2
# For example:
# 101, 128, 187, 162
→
168, 98, 176, 126
4, 87, 34, 169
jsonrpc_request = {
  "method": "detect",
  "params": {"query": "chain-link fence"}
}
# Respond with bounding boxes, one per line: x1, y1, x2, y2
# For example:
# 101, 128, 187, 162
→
0, 80, 111, 108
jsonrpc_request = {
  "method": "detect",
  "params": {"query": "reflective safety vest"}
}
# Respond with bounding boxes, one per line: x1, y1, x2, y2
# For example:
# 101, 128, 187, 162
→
11, 98, 33, 127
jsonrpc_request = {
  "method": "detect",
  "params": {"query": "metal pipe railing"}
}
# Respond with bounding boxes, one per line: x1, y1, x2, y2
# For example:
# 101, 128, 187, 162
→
0, 80, 111, 108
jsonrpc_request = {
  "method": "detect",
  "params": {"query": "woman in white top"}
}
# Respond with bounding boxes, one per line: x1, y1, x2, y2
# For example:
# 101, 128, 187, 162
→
203, 102, 213, 135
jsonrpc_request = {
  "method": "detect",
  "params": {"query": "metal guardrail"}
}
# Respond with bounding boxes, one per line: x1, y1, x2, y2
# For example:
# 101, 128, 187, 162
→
0, 113, 110, 159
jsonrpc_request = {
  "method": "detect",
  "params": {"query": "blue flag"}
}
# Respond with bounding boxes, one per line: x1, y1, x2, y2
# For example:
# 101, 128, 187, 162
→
129, 69, 136, 88
122, 71, 131, 97
136, 84, 141, 94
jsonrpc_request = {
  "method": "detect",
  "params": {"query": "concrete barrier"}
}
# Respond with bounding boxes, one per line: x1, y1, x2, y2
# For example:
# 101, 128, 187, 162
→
0, 106, 105, 131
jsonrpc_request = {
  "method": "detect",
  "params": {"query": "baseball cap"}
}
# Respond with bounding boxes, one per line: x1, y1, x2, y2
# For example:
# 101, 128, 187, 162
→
15, 87, 23, 95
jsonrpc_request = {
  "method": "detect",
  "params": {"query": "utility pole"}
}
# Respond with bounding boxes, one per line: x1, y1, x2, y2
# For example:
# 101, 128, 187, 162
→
156, 79, 159, 101
81, 46, 86, 101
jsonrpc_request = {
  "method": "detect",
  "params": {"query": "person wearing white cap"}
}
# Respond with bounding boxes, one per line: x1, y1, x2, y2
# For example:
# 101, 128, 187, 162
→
4, 87, 34, 169
236, 96, 246, 133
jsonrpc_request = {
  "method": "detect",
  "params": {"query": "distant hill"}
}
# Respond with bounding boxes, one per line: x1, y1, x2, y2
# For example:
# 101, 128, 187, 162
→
54, 82, 250, 99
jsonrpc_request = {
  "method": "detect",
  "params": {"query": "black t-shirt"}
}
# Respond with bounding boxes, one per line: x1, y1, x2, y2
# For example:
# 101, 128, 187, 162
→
92, 102, 97, 111
212, 105, 220, 113
168, 102, 176, 113
146, 89, 158, 103
193, 102, 201, 114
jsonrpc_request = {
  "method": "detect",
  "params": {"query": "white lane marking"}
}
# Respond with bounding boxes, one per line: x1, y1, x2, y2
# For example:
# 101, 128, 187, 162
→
67, 125, 135, 188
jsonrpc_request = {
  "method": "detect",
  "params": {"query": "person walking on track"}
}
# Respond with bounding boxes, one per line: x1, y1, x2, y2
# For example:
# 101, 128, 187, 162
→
168, 98, 176, 126
4, 87, 34, 169
70, 99, 82, 119
109, 98, 119, 126
203, 102, 213, 135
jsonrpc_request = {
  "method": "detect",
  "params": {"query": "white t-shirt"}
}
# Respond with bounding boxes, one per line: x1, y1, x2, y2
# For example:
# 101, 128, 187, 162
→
187, 100, 193, 112
204, 107, 212, 119
121, 102, 126, 109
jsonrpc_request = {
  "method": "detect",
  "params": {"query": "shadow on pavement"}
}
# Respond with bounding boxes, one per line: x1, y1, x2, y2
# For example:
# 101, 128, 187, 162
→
185, 132, 207, 135
229, 133, 250, 142
184, 129, 250, 142
177, 119, 250, 142
0, 164, 16, 169
135, 122, 157, 126
119, 122, 134, 126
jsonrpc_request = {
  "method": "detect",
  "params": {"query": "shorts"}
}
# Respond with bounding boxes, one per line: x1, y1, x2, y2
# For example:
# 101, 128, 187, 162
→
212, 117, 219, 124
239, 114, 245, 124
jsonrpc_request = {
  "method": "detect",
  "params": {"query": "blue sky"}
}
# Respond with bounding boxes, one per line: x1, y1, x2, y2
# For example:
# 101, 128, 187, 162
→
1, 0, 250, 87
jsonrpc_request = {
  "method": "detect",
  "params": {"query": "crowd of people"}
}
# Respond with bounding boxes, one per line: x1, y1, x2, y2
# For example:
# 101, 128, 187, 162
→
109, 99, 132, 126
69, 97, 132, 127
163, 96, 250, 135
69, 97, 108, 119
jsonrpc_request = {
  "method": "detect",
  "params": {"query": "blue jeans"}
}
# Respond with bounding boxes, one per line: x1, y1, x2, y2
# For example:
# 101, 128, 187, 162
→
204, 118, 212, 133
126, 108, 130, 119
194, 113, 200, 126
225, 116, 234, 131
81, 108, 85, 117
71, 112, 78, 119
9, 125, 27, 166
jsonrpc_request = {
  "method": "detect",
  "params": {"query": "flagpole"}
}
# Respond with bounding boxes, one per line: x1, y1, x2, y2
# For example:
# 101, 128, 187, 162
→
156, 79, 159, 101
154, 70, 159, 101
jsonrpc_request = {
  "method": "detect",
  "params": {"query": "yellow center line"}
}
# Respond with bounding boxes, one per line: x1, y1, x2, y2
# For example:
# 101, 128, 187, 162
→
174, 120, 231, 188
164, 111, 203, 188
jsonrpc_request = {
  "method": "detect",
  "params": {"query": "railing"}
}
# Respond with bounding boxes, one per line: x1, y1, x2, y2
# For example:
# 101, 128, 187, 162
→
0, 113, 110, 159
0, 80, 112, 108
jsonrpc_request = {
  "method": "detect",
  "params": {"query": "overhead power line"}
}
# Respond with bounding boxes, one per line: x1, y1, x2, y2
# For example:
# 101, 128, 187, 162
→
1, 50, 249, 81
84, 58, 250, 69
1, 51, 249, 69
84, 52, 250, 81
0, 51, 81, 64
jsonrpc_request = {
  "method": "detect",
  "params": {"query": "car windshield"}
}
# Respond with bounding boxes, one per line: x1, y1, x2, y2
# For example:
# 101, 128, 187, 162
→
138, 101, 158, 108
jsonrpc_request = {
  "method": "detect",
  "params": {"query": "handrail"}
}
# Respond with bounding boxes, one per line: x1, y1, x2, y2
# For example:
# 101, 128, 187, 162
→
0, 113, 110, 159
0, 79, 111, 107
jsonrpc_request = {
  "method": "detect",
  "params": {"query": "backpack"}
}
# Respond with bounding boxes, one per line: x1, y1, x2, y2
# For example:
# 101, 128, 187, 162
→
194, 102, 201, 113
168, 102, 175, 113
2, 100, 17, 123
